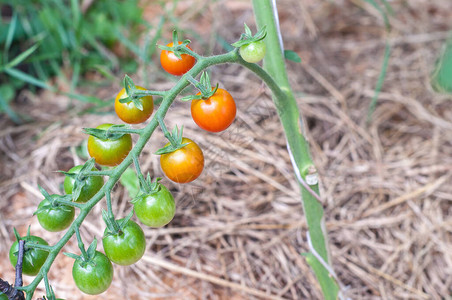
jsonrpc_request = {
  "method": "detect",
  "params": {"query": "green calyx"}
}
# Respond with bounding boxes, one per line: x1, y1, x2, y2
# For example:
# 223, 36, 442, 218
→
102, 209, 134, 237
119, 75, 145, 111
83, 124, 129, 140
158, 30, 193, 59
155, 125, 188, 155
231, 23, 267, 48
59, 159, 100, 203
181, 72, 218, 102
64, 238, 97, 267
131, 176, 163, 199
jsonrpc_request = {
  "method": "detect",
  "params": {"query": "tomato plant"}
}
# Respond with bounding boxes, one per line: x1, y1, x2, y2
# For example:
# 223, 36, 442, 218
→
87, 123, 132, 166
191, 88, 236, 132
0, 293, 7, 300
63, 165, 104, 203
9, 235, 49, 276
160, 42, 196, 76
36, 195, 75, 232
133, 183, 175, 228
102, 219, 146, 266
239, 40, 266, 63
160, 137, 204, 183
72, 251, 113, 295
115, 86, 154, 124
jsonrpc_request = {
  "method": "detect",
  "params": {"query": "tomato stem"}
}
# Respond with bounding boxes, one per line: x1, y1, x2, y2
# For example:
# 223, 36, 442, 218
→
74, 227, 88, 260
132, 155, 149, 194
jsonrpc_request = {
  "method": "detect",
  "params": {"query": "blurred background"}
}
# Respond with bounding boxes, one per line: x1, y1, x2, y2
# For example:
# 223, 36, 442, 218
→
1, 0, 452, 299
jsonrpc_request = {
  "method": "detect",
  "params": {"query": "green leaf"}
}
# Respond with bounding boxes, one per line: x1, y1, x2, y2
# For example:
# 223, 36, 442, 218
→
431, 38, 452, 94
5, 68, 52, 90
284, 50, 302, 63
4, 12, 18, 54
3, 43, 40, 70
120, 167, 140, 199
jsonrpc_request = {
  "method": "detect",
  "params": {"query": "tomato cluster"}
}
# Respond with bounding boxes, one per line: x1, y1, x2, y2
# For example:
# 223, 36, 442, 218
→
6, 30, 254, 298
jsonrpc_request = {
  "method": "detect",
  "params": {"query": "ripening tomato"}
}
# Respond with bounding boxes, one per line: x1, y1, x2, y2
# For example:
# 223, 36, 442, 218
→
36, 195, 75, 232
87, 123, 132, 166
133, 184, 175, 227
114, 86, 154, 124
191, 88, 236, 132
160, 42, 196, 76
239, 40, 266, 63
102, 219, 146, 266
160, 138, 204, 183
9, 235, 49, 276
72, 251, 113, 295
63, 165, 104, 203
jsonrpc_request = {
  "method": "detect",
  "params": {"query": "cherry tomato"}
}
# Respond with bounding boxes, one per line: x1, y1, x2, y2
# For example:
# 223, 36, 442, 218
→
239, 40, 266, 63
9, 235, 49, 276
36, 195, 75, 232
160, 42, 196, 76
63, 165, 104, 203
87, 123, 132, 166
133, 184, 175, 227
160, 138, 204, 183
102, 219, 146, 266
72, 251, 113, 295
191, 88, 236, 132
114, 86, 154, 124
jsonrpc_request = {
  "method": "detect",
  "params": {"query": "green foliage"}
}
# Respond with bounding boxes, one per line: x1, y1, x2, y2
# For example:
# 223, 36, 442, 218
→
0, 0, 144, 122
431, 37, 452, 94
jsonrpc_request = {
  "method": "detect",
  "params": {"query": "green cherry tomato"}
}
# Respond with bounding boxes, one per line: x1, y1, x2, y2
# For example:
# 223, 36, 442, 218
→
114, 86, 154, 124
160, 138, 204, 183
36, 195, 75, 232
72, 251, 113, 295
87, 123, 132, 166
239, 40, 266, 63
133, 184, 176, 228
63, 165, 104, 203
102, 219, 146, 266
9, 235, 49, 276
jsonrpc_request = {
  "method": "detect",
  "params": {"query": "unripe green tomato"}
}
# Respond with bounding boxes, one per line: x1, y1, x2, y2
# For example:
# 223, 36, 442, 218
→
9, 236, 49, 276
133, 184, 175, 228
239, 40, 266, 63
72, 251, 113, 295
64, 165, 104, 203
37, 195, 75, 232
102, 219, 146, 266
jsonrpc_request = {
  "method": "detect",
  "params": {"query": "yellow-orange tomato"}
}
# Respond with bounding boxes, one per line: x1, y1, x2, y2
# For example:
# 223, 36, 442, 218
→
160, 42, 196, 76
114, 86, 154, 124
160, 138, 204, 183
191, 88, 236, 132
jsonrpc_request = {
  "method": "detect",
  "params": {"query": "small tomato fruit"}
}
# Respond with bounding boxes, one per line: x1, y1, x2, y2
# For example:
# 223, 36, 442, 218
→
9, 236, 49, 276
133, 184, 175, 228
114, 86, 154, 124
160, 42, 196, 76
239, 40, 266, 63
160, 138, 204, 183
72, 251, 113, 295
102, 219, 146, 266
87, 123, 132, 166
36, 196, 75, 232
191, 88, 236, 132
63, 165, 104, 203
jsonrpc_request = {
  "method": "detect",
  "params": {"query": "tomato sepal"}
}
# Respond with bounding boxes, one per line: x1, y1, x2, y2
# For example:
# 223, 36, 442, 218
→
84, 125, 130, 141
232, 24, 267, 48
155, 125, 189, 155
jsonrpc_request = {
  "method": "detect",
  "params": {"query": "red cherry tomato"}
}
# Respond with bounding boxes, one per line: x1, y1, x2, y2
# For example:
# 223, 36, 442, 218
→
191, 88, 236, 132
114, 86, 154, 124
160, 42, 196, 76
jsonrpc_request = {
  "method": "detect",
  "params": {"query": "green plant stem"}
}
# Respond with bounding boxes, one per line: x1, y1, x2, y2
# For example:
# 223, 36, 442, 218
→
252, 1, 339, 299
132, 155, 148, 193
74, 227, 87, 260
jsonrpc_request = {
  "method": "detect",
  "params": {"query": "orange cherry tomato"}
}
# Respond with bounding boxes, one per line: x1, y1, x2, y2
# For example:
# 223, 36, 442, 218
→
191, 88, 236, 132
160, 42, 196, 76
160, 138, 204, 183
114, 86, 154, 124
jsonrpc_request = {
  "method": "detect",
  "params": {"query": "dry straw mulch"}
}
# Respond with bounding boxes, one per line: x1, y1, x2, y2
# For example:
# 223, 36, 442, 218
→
1, 0, 452, 299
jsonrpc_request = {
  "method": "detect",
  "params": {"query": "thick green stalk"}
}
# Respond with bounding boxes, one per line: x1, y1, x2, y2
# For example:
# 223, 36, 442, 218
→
252, 1, 339, 299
